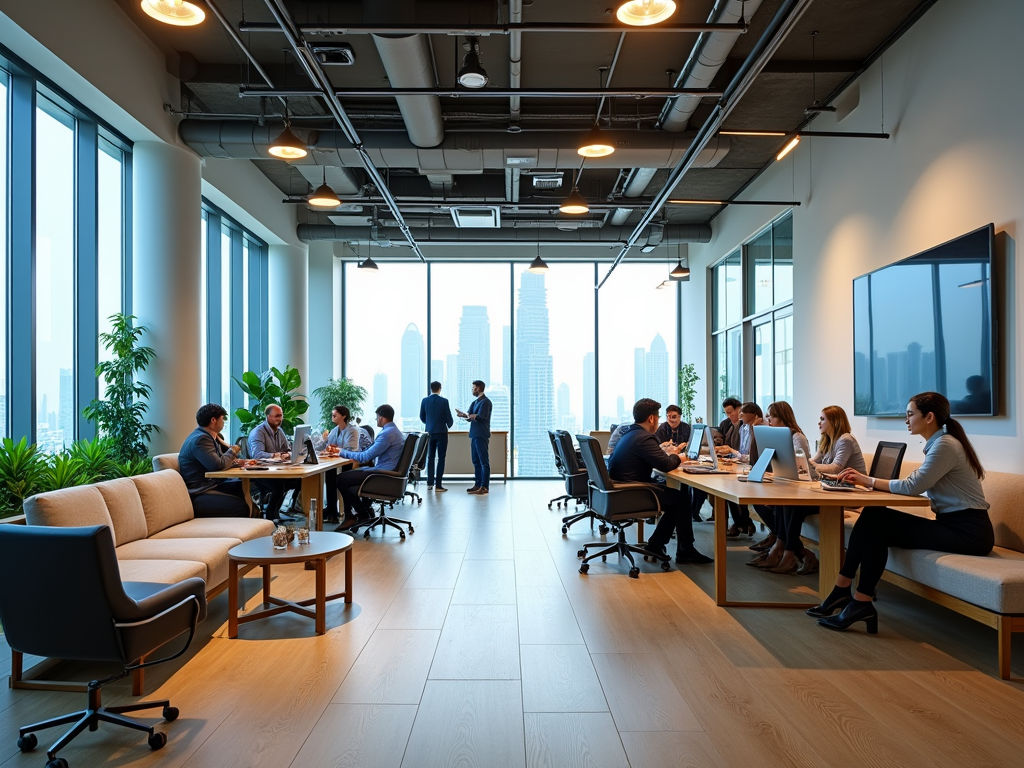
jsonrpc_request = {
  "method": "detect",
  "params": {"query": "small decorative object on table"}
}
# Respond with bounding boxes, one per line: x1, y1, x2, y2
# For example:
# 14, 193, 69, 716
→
297, 526, 310, 544
272, 525, 291, 549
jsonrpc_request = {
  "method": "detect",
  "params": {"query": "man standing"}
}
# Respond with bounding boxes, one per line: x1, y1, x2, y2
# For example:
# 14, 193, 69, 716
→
178, 403, 250, 517
247, 404, 302, 520
335, 404, 406, 528
608, 398, 712, 565
457, 380, 492, 495
420, 381, 454, 492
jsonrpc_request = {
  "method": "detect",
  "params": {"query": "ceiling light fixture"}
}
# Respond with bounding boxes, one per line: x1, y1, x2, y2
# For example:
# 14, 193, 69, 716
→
559, 188, 590, 215
308, 167, 341, 207
457, 37, 489, 88
616, 0, 677, 26
668, 199, 725, 205
140, 0, 205, 26
269, 119, 307, 159
357, 256, 379, 271
669, 259, 690, 280
655, 280, 670, 290
719, 130, 787, 137
528, 244, 549, 274
776, 135, 801, 161
578, 125, 615, 158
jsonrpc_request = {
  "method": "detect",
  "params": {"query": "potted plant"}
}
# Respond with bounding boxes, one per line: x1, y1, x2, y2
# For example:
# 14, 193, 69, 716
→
311, 377, 368, 433
677, 363, 700, 423
233, 365, 309, 436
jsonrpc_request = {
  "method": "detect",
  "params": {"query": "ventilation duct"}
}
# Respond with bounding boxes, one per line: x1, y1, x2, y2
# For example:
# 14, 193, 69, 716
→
297, 223, 711, 246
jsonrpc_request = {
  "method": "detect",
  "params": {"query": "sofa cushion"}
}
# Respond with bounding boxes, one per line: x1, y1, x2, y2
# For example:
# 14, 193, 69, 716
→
152, 453, 180, 473
982, 471, 1024, 552
886, 545, 1024, 614
131, 470, 194, 536
117, 558, 207, 585
115, 537, 241, 588
24, 486, 114, 531
94, 478, 149, 546
152, 517, 274, 543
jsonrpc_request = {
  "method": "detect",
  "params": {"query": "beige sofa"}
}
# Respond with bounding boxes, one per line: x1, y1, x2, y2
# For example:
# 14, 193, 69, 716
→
14, 468, 274, 692
800, 458, 1024, 679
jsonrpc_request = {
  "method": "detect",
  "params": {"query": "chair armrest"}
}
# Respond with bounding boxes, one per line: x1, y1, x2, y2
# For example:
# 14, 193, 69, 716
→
121, 578, 208, 624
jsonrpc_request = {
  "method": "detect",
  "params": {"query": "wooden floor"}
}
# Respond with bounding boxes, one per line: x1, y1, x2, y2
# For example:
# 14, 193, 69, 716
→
3, 482, 1024, 768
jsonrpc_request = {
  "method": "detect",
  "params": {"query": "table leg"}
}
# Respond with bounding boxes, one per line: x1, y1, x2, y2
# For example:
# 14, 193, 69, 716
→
262, 563, 272, 607
818, 504, 844, 599
714, 495, 728, 606
345, 548, 353, 604
315, 558, 327, 635
301, 474, 323, 531
228, 559, 239, 639
241, 478, 253, 516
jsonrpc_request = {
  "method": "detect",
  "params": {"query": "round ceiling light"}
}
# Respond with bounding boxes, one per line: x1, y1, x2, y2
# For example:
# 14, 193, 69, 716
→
615, 0, 677, 27
559, 188, 590, 215
308, 183, 341, 208
141, 0, 206, 27
577, 126, 615, 158
268, 124, 307, 160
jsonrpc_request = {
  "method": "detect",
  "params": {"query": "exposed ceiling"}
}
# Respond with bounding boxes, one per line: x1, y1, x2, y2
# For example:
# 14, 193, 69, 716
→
117, 0, 933, 260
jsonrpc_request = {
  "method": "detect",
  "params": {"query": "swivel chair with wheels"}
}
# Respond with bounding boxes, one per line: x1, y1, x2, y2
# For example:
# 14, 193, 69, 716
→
546, 430, 573, 510
404, 432, 430, 504
575, 435, 671, 578
353, 433, 419, 539
0, 525, 207, 768
553, 430, 606, 535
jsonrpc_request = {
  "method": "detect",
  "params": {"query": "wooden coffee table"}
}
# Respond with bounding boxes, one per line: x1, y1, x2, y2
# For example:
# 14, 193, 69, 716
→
227, 531, 354, 637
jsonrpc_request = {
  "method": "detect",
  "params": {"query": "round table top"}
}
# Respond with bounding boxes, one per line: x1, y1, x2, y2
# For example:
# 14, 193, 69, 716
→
229, 531, 354, 564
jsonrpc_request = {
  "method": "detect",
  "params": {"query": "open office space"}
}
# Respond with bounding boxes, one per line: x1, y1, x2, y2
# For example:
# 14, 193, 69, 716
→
1, 1, 1023, 767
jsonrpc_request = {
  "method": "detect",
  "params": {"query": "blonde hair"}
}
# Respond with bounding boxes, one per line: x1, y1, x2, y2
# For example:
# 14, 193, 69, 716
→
767, 401, 803, 436
818, 405, 852, 458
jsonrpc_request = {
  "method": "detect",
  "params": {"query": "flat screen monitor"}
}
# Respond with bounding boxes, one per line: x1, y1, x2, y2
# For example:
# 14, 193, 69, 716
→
685, 424, 721, 470
853, 224, 996, 416
291, 425, 311, 464
752, 425, 801, 481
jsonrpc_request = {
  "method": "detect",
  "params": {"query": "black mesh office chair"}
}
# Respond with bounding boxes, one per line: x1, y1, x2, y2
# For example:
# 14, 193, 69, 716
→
353, 433, 419, 539
554, 430, 608, 535
869, 441, 908, 481
404, 432, 430, 504
575, 435, 671, 578
0, 525, 206, 768
547, 430, 574, 509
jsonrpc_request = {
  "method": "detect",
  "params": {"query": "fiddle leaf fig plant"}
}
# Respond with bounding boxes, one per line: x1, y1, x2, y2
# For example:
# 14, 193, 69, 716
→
233, 365, 309, 436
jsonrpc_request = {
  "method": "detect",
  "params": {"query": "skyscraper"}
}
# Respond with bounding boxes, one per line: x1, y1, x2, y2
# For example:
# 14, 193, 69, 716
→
502, 325, 511, 386
583, 352, 595, 432
634, 348, 646, 402
646, 333, 669, 408
457, 306, 490, 400
514, 272, 554, 476
556, 383, 570, 424
489, 384, 511, 432
431, 359, 444, 385
373, 372, 388, 409
400, 323, 425, 426
58, 367, 74, 447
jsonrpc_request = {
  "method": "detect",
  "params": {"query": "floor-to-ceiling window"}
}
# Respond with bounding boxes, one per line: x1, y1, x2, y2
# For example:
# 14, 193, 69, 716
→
97, 137, 124, 363
0, 69, 7, 438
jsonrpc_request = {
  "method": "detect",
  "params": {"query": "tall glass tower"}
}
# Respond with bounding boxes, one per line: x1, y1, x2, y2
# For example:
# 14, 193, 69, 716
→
514, 272, 554, 476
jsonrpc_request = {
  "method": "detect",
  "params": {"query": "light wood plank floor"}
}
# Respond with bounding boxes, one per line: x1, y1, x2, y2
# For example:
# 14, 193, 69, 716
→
3, 482, 1024, 768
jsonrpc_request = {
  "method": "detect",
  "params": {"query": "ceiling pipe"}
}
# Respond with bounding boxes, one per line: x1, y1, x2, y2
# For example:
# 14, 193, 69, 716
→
297, 223, 712, 245
239, 86, 723, 99
609, 167, 658, 226
509, 0, 523, 123
238, 22, 748, 35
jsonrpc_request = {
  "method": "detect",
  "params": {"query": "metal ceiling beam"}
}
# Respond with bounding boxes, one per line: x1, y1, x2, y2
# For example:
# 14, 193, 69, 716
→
239, 87, 724, 99
260, 0, 427, 263
238, 22, 748, 35
599, 0, 816, 288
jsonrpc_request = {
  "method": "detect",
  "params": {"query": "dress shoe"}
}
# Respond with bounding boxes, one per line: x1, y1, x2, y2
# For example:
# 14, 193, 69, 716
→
796, 549, 819, 575
726, 522, 756, 539
337, 517, 361, 532
467, 486, 481, 494
472, 487, 489, 495
806, 585, 853, 617
435, 486, 448, 493
691, 513, 703, 523
767, 556, 801, 575
643, 543, 669, 560
817, 599, 878, 634
675, 547, 713, 565
427, 484, 434, 490
749, 534, 776, 552
754, 551, 783, 569
746, 551, 771, 567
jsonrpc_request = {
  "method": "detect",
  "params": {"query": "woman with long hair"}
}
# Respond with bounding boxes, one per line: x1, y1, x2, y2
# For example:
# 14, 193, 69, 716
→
811, 392, 992, 632
321, 406, 359, 523
811, 405, 866, 476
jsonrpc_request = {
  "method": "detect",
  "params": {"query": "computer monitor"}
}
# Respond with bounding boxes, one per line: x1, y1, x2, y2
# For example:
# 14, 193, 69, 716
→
751, 425, 802, 481
290, 424, 312, 464
684, 424, 721, 469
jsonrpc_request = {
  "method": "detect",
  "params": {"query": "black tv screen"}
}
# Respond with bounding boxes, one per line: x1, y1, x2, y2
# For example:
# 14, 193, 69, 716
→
853, 224, 996, 416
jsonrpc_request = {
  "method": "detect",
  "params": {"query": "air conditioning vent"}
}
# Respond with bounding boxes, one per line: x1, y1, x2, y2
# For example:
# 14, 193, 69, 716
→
450, 206, 501, 228
531, 173, 564, 189
311, 44, 356, 66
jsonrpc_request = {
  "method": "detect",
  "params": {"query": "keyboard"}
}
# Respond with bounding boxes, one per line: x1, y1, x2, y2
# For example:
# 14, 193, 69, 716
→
681, 465, 730, 475
819, 477, 858, 492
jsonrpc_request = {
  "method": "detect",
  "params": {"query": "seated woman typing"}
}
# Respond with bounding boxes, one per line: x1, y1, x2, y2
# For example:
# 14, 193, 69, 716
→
810, 392, 993, 633
748, 401, 816, 573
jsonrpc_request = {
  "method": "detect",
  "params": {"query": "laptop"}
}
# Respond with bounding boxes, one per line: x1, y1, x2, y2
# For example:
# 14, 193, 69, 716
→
680, 423, 731, 474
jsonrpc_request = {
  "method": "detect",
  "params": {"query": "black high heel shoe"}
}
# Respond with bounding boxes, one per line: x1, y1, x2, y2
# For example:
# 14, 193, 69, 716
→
806, 586, 852, 617
817, 599, 878, 634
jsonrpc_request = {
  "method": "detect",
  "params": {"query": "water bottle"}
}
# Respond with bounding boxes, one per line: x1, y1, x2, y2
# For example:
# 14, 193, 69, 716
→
308, 497, 318, 532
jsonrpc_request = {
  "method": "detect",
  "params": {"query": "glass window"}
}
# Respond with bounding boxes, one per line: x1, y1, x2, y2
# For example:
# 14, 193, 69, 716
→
220, 226, 231, 433
752, 319, 773, 413
97, 139, 123, 361
774, 312, 793, 404
34, 99, 77, 452
748, 229, 773, 315
598, 264, 677, 427
345, 261, 428, 432
199, 213, 208, 401
0, 71, 7, 438
513, 263, 594, 476
713, 250, 742, 330
242, 237, 250, 371
773, 215, 793, 305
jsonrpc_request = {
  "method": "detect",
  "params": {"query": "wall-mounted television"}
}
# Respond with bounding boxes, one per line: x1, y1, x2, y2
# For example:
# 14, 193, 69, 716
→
853, 224, 996, 416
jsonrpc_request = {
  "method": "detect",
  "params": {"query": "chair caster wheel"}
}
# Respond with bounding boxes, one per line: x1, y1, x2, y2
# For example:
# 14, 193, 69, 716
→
629, 567, 640, 579
561, 525, 568, 534
162, 706, 179, 722
363, 531, 371, 539
642, 555, 651, 562
661, 562, 672, 572
17, 733, 37, 752
148, 731, 167, 750
46, 758, 69, 768
579, 563, 590, 574
577, 549, 586, 559
601, 555, 607, 562
417, 499, 423, 505
548, 503, 553, 509
408, 526, 415, 534
599, 525, 609, 535
400, 531, 406, 539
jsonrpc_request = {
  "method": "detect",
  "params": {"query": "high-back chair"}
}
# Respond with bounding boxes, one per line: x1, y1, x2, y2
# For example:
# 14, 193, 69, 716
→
869, 441, 908, 481
575, 435, 671, 578
554, 430, 606, 535
405, 432, 430, 504
0, 525, 207, 767
547, 430, 574, 510
353, 433, 419, 539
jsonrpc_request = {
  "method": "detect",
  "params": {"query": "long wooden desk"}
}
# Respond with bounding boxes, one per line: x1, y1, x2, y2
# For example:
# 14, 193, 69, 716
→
207, 457, 353, 531
664, 468, 931, 608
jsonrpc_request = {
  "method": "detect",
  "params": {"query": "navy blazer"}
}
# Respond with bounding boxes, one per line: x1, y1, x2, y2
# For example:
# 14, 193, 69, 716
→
420, 393, 454, 434
468, 395, 492, 439
607, 424, 681, 483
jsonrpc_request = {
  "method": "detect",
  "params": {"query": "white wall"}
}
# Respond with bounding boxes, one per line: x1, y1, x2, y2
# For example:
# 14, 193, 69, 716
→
684, 0, 1024, 472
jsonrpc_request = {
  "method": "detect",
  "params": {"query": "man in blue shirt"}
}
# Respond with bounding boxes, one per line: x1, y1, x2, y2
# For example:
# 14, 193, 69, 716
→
420, 381, 454, 492
456, 380, 492, 495
247, 404, 302, 520
335, 404, 406, 528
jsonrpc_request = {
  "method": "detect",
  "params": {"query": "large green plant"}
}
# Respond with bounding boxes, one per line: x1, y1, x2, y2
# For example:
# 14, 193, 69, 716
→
233, 366, 309, 437
677, 363, 700, 423
83, 313, 158, 463
311, 377, 367, 432
0, 438, 47, 518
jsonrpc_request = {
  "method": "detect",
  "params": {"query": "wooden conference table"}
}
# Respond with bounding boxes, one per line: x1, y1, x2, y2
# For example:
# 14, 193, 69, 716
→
206, 456, 354, 530
663, 466, 931, 608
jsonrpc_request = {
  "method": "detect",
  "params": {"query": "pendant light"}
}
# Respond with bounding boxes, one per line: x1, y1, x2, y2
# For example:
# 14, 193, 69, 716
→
308, 167, 341, 207
615, 0, 677, 27
269, 121, 307, 159
457, 38, 489, 88
578, 125, 615, 158
141, 0, 206, 26
528, 244, 549, 274
559, 172, 590, 214
669, 245, 690, 280
358, 256, 379, 270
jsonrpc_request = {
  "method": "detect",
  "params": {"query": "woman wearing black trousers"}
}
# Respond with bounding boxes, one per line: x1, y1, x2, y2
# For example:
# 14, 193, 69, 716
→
810, 392, 993, 633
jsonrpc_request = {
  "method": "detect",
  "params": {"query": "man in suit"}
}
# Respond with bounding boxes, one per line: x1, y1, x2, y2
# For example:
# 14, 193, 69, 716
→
456, 380, 492, 495
420, 381, 454, 492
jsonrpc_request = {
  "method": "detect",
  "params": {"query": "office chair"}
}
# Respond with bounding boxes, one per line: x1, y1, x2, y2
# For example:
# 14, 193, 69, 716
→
353, 433, 418, 539
869, 441, 908, 481
554, 430, 608, 536
546, 430, 574, 509
575, 435, 671, 578
404, 432, 429, 504
0, 525, 206, 768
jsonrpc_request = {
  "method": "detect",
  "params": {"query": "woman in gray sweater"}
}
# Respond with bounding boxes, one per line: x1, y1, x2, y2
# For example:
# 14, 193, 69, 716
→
811, 392, 992, 633
811, 404, 867, 476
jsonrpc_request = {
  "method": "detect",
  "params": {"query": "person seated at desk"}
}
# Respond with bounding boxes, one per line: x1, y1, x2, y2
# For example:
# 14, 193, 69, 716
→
248, 404, 303, 520
810, 404, 866, 478
606, 422, 631, 455
656, 404, 691, 449
320, 405, 360, 524
812, 392, 993, 633
335, 404, 405, 529
178, 403, 250, 518
748, 401, 817, 574
720, 402, 763, 539
608, 398, 712, 566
